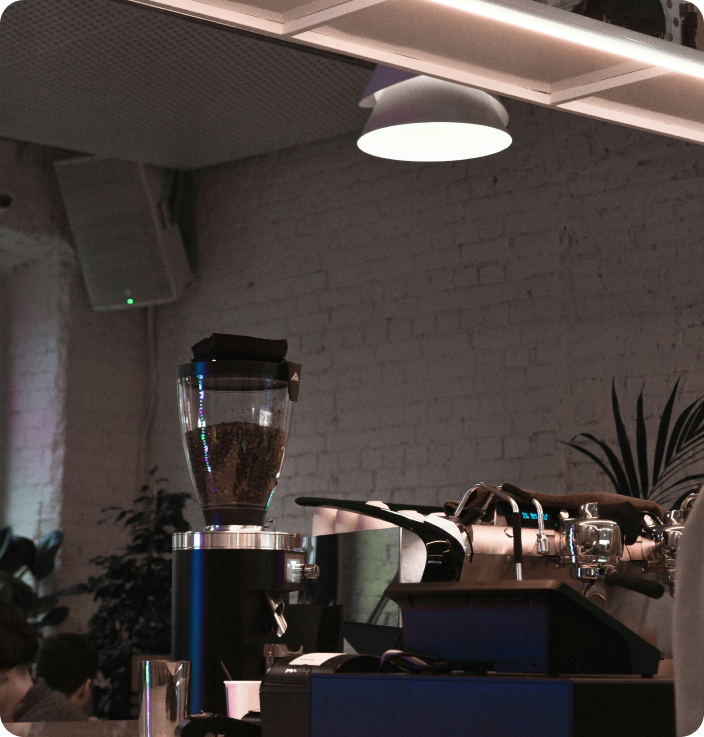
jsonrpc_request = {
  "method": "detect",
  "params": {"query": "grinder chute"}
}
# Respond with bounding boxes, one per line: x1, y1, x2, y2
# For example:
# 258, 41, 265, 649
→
177, 334, 300, 527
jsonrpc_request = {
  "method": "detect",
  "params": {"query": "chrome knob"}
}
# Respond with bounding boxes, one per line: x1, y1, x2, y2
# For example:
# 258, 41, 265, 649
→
681, 492, 698, 521
303, 564, 320, 579
578, 502, 600, 519
666, 510, 684, 525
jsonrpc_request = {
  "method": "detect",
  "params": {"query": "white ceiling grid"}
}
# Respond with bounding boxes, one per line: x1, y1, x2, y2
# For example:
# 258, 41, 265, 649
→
0, 0, 374, 168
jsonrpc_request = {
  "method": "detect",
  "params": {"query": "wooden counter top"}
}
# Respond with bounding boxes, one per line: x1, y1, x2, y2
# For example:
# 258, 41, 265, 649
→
3, 721, 139, 737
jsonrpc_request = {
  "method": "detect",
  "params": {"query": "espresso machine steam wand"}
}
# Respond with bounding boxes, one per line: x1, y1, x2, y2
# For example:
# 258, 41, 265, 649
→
454, 483, 525, 580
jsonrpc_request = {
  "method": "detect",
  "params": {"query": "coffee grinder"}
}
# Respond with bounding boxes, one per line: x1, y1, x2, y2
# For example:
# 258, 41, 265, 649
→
172, 335, 319, 716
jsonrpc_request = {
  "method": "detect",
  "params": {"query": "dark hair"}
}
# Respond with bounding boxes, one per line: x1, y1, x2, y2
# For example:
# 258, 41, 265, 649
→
0, 602, 39, 670
35, 633, 99, 696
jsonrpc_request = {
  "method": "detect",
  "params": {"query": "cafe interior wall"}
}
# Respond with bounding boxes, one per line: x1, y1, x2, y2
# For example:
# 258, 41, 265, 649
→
150, 99, 704, 535
0, 140, 75, 541
2, 93, 704, 630
0, 140, 148, 632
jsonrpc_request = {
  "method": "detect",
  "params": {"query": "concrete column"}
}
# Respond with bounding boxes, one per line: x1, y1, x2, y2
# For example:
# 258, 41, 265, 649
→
0, 139, 74, 538
0, 139, 149, 632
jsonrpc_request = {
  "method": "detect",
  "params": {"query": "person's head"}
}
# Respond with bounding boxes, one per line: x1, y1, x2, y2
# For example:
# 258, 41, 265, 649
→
0, 602, 39, 674
35, 634, 99, 709
0, 602, 39, 721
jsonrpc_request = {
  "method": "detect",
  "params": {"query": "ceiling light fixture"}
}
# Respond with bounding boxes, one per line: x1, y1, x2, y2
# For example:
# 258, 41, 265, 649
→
357, 68, 512, 162
425, 0, 704, 81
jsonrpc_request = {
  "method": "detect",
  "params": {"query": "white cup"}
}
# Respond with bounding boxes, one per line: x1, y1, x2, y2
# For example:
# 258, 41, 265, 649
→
224, 680, 261, 720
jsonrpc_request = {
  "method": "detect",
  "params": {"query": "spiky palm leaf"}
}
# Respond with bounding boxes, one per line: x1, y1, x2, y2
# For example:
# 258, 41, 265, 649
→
564, 379, 704, 508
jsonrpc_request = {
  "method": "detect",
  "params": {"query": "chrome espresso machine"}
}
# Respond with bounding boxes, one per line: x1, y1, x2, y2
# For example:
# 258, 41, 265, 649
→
297, 482, 697, 661
170, 334, 694, 736
172, 334, 322, 716
290, 483, 697, 737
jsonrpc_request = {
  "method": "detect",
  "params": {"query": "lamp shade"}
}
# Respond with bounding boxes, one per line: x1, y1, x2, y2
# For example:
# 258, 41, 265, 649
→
357, 75, 511, 162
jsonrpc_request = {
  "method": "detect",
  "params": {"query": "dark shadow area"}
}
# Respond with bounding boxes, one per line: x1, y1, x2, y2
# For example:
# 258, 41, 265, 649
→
0, 274, 10, 527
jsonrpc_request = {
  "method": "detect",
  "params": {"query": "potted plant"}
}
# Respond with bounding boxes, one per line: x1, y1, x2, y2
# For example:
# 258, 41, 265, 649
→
0, 528, 68, 628
81, 469, 191, 720
565, 379, 704, 509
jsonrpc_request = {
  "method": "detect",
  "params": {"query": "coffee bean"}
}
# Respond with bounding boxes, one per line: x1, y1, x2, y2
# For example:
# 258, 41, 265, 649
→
185, 422, 287, 511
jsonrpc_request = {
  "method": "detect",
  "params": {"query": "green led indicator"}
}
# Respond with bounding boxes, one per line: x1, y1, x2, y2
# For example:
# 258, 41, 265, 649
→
126, 298, 134, 305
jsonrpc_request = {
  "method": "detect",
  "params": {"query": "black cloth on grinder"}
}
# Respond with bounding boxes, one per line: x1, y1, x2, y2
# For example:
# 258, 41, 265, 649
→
444, 483, 667, 545
192, 333, 288, 363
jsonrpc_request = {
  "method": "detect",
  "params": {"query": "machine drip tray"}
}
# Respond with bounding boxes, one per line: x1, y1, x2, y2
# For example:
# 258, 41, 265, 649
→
309, 673, 675, 737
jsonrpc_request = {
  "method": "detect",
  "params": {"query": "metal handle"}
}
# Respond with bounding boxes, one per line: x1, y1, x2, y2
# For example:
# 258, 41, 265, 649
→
458, 483, 523, 580
264, 643, 303, 670
453, 485, 480, 520
492, 485, 523, 581
296, 496, 466, 582
265, 592, 287, 638
681, 492, 698, 516
533, 498, 550, 555
605, 572, 665, 599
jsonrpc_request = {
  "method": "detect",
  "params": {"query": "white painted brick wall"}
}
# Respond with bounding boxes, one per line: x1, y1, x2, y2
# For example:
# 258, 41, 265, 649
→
58, 274, 148, 632
1, 252, 74, 537
150, 100, 704, 534
0, 139, 75, 538
0, 141, 149, 632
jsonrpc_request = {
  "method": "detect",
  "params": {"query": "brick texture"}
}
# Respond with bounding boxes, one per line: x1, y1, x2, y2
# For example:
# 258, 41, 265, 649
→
0, 139, 75, 538
58, 273, 148, 632
0, 141, 149, 631
1, 252, 74, 537
144, 101, 703, 533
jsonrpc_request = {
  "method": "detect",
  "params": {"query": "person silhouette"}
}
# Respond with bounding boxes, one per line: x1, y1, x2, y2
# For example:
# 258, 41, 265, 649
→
0, 603, 87, 723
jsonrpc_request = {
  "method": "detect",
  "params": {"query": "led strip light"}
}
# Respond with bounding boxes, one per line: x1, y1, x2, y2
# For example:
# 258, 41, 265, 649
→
425, 0, 704, 81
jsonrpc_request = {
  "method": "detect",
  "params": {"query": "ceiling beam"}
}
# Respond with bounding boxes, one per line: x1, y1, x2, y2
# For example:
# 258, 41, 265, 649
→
293, 29, 552, 103
127, 0, 284, 34
122, 0, 704, 148
282, 0, 390, 35
550, 62, 673, 105
559, 96, 704, 144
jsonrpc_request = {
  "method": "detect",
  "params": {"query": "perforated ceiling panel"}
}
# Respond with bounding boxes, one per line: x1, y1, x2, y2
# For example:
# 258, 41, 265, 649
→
0, 0, 374, 168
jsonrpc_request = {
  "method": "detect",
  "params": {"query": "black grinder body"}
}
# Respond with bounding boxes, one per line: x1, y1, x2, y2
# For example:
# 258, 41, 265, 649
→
172, 540, 307, 716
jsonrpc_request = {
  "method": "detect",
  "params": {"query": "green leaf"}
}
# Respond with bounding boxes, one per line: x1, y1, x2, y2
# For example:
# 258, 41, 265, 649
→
653, 435, 704, 491
0, 536, 37, 575
0, 571, 37, 614
561, 441, 621, 493
636, 385, 649, 498
54, 582, 93, 597
37, 606, 70, 627
31, 530, 64, 580
35, 595, 59, 617
652, 380, 679, 486
665, 400, 697, 466
681, 400, 704, 446
612, 381, 640, 497
650, 473, 704, 505
0, 527, 12, 561
575, 432, 633, 496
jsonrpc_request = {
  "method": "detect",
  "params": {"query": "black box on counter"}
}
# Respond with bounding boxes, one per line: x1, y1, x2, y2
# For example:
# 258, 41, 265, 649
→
260, 653, 380, 737
308, 673, 675, 737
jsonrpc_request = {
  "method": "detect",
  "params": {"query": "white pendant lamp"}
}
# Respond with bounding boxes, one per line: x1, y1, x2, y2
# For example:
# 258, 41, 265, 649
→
357, 67, 512, 162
